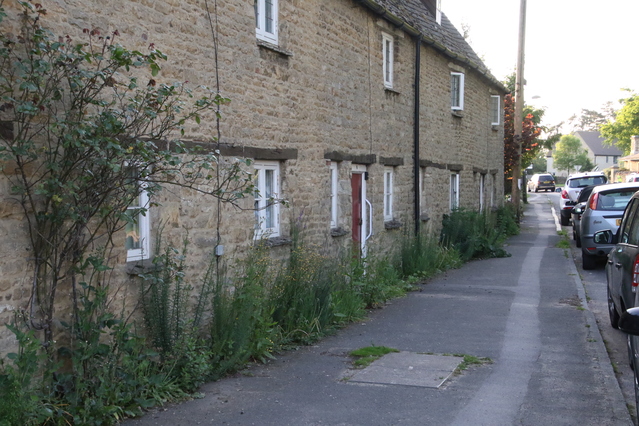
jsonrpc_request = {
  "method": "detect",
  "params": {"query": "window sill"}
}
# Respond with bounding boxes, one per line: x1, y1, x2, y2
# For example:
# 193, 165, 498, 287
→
384, 219, 403, 230
126, 258, 156, 276
260, 236, 292, 247
451, 110, 464, 118
330, 227, 349, 237
419, 214, 430, 222
384, 87, 401, 95
257, 40, 293, 57
491, 124, 500, 131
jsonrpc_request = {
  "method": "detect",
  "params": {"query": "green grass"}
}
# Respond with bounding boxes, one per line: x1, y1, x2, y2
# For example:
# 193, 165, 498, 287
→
454, 354, 492, 372
350, 345, 399, 368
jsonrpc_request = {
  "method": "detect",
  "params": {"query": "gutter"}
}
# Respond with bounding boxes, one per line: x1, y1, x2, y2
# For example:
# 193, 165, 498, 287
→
413, 33, 422, 235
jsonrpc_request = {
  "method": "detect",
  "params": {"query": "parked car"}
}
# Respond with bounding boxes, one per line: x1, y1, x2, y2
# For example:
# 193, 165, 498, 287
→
580, 182, 639, 269
570, 185, 598, 247
527, 173, 555, 193
626, 173, 639, 183
618, 307, 639, 421
598, 189, 639, 418
559, 172, 607, 226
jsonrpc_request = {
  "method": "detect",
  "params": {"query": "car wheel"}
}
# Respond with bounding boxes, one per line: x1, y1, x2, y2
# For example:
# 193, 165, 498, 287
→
575, 230, 582, 248
582, 252, 597, 270
608, 285, 620, 329
534, 187, 539, 193
629, 335, 635, 370
631, 336, 639, 420
560, 214, 570, 226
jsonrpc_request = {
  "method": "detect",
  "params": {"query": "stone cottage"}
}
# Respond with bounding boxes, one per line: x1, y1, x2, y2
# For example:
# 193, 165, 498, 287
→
0, 0, 506, 352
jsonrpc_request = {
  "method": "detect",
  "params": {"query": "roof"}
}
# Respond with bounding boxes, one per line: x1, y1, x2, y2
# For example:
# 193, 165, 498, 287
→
357, 0, 506, 92
574, 131, 623, 156
621, 153, 639, 162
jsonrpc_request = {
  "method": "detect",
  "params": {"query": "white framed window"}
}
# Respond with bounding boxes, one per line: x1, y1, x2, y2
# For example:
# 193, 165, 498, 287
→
330, 162, 338, 228
382, 33, 394, 89
479, 174, 486, 211
384, 167, 394, 221
450, 172, 460, 211
125, 172, 151, 262
436, 0, 442, 25
254, 161, 280, 238
451, 72, 465, 111
255, 0, 278, 45
419, 167, 425, 213
491, 95, 501, 125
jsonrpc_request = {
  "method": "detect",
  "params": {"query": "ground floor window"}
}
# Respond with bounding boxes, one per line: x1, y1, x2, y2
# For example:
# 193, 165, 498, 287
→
330, 162, 338, 228
254, 160, 280, 238
125, 172, 150, 262
450, 172, 460, 211
384, 166, 394, 221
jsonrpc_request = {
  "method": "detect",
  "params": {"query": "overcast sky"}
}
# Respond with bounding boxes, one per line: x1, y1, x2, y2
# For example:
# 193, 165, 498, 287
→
445, 0, 639, 130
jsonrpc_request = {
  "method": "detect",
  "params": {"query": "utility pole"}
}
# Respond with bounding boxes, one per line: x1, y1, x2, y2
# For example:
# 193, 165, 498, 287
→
511, 0, 527, 217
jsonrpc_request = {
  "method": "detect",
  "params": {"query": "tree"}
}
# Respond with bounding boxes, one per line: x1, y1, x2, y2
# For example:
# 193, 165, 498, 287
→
552, 135, 594, 174
600, 90, 639, 155
567, 104, 615, 132
0, 3, 253, 348
503, 93, 542, 182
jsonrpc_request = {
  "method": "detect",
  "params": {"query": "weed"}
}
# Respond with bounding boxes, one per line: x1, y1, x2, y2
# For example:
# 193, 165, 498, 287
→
350, 345, 399, 368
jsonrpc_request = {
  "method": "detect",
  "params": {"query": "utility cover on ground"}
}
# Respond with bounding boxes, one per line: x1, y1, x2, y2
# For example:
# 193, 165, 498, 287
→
347, 352, 463, 389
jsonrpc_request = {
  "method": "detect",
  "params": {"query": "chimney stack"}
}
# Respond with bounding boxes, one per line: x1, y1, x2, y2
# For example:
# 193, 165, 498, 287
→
632, 135, 639, 155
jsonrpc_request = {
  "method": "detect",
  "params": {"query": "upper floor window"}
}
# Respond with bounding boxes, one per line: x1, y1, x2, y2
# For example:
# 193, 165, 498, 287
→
423, 0, 442, 25
254, 161, 281, 238
125, 169, 150, 262
491, 95, 501, 125
255, 0, 278, 45
451, 72, 465, 111
384, 167, 394, 221
382, 33, 394, 89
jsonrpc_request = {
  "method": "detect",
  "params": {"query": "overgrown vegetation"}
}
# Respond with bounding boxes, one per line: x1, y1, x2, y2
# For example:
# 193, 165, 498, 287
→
0, 206, 518, 425
440, 205, 518, 261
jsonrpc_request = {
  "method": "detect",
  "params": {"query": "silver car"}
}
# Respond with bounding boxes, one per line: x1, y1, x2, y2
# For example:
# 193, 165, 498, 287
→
580, 182, 639, 269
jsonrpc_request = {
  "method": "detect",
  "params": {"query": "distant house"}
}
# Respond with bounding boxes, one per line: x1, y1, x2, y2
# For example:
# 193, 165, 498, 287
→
620, 136, 639, 173
574, 131, 622, 170
547, 130, 622, 177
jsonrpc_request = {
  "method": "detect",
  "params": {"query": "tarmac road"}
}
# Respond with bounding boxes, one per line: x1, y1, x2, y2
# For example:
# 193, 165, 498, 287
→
123, 194, 633, 426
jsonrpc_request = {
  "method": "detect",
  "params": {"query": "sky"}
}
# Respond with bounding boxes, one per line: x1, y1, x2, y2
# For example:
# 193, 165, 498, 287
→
445, 0, 639, 131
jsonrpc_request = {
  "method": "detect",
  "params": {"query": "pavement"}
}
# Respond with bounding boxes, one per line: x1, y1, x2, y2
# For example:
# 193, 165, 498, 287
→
123, 198, 633, 426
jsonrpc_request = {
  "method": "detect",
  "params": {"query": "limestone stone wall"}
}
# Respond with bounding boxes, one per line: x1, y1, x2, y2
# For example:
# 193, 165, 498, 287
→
0, 0, 504, 354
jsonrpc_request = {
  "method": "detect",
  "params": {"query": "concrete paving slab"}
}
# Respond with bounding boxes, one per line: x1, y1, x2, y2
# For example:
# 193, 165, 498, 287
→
347, 352, 463, 388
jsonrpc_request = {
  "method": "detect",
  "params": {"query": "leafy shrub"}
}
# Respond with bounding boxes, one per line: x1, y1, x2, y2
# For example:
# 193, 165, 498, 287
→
440, 207, 515, 261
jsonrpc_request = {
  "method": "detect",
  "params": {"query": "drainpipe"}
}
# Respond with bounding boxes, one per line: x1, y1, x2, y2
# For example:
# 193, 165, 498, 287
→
413, 34, 422, 236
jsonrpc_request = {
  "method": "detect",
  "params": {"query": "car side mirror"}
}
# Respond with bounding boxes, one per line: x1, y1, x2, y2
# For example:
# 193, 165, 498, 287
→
620, 307, 639, 335
593, 229, 616, 245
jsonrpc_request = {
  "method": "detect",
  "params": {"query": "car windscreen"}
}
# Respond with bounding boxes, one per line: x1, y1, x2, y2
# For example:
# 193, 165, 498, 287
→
568, 176, 607, 188
537, 175, 554, 181
597, 190, 639, 211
